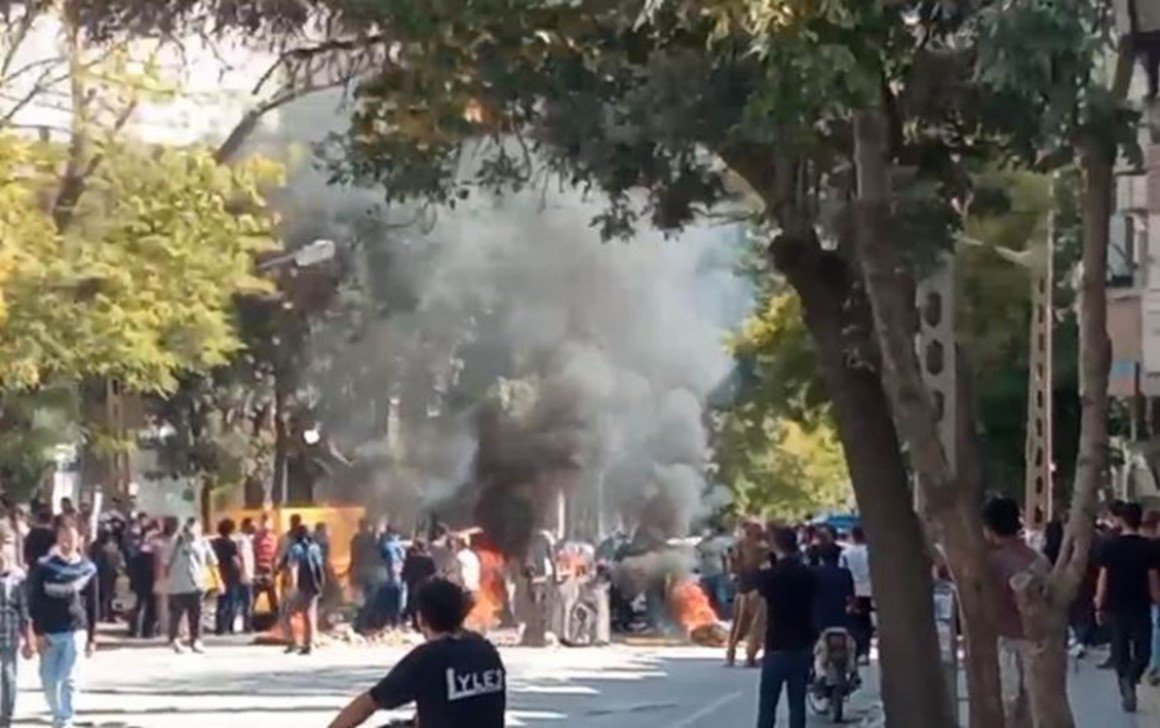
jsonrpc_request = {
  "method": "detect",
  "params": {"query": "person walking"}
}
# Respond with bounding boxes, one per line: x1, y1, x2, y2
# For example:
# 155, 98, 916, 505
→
843, 526, 873, 662
726, 520, 768, 668
0, 545, 34, 727
211, 519, 243, 635
810, 543, 854, 633
28, 515, 98, 728
1095, 501, 1160, 713
983, 497, 1050, 727
282, 522, 326, 655
166, 519, 216, 654
747, 527, 816, 728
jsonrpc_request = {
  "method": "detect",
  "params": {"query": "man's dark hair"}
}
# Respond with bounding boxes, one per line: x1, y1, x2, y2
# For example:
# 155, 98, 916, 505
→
414, 578, 472, 633
240, 517, 254, 533
820, 542, 843, 566
772, 527, 798, 555
289, 514, 302, 529
1121, 501, 1144, 530
851, 526, 866, 544
218, 518, 236, 537
1109, 500, 1127, 519
53, 514, 79, 534
983, 497, 1022, 537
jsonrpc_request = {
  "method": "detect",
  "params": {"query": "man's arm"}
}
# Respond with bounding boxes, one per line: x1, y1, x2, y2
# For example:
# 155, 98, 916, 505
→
1094, 567, 1108, 611
83, 569, 99, 650
328, 692, 377, 728
1149, 568, 1160, 605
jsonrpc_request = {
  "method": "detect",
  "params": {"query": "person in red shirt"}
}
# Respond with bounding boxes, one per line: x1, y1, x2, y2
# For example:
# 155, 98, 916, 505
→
251, 513, 279, 618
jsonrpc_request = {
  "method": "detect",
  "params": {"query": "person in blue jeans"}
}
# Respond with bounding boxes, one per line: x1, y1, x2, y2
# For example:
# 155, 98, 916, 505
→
742, 527, 817, 728
28, 515, 98, 728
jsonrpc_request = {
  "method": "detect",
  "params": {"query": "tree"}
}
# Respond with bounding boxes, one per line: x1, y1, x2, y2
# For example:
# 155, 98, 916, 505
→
316, 1, 954, 723
714, 290, 850, 520
0, 137, 281, 393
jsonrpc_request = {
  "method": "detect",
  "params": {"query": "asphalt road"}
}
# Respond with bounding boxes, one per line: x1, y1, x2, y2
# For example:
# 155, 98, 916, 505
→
6, 640, 1157, 726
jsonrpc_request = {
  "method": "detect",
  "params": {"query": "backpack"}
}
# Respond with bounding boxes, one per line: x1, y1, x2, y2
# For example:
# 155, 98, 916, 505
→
296, 539, 326, 594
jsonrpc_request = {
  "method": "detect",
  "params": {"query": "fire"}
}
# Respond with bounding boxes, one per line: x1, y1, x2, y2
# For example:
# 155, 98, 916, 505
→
467, 545, 507, 632
669, 578, 719, 633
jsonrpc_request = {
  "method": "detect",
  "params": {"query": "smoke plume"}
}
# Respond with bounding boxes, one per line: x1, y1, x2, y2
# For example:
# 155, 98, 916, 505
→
249, 92, 753, 555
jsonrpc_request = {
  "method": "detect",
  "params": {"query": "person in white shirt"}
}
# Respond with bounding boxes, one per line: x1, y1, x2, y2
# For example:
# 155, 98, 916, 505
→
235, 519, 257, 633
844, 526, 874, 663
455, 538, 482, 594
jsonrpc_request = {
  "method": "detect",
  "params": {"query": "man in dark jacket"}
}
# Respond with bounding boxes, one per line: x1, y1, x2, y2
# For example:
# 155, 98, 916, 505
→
811, 543, 854, 633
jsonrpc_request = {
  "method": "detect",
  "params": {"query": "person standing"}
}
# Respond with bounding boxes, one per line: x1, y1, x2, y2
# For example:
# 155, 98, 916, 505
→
151, 517, 179, 644
235, 519, 256, 634
166, 519, 216, 654
23, 508, 54, 571
28, 516, 98, 728
251, 513, 279, 620
982, 497, 1050, 726
127, 522, 157, 639
843, 526, 873, 662
282, 522, 325, 655
349, 518, 385, 606
88, 529, 123, 625
1143, 510, 1160, 684
379, 526, 407, 630
402, 539, 437, 631
454, 537, 481, 597
726, 520, 768, 668
696, 525, 732, 620
211, 519, 243, 635
0, 545, 34, 727
1095, 501, 1160, 712
748, 527, 816, 728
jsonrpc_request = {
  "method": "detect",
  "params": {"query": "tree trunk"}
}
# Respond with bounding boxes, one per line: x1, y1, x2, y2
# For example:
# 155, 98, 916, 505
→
851, 107, 1004, 727
1012, 567, 1073, 728
779, 238, 955, 728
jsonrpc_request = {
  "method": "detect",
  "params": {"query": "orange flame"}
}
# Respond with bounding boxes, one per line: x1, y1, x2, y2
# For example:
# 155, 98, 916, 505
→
467, 546, 507, 632
669, 579, 719, 633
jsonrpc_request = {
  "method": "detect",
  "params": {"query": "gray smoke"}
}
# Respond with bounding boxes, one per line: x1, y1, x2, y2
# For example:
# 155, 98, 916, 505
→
246, 91, 753, 542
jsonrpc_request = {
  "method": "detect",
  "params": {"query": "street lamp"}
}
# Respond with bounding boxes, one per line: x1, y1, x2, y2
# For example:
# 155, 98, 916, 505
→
258, 238, 338, 272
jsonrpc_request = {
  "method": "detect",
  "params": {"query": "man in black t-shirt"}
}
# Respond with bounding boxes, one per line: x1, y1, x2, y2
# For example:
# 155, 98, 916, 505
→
211, 519, 242, 635
743, 527, 817, 728
1095, 501, 1160, 713
329, 578, 506, 728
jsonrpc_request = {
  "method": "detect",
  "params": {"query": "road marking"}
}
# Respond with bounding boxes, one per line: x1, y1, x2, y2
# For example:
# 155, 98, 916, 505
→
669, 690, 742, 728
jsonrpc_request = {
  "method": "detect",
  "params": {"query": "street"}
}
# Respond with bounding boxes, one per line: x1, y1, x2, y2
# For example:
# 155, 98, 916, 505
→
6, 641, 1158, 727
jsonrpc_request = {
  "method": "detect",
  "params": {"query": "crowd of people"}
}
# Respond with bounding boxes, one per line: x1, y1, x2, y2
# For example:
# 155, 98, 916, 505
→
708, 497, 1160, 728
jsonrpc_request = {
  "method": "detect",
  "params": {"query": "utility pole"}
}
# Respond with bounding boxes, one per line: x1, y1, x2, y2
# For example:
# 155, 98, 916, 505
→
1023, 186, 1055, 533
915, 253, 959, 725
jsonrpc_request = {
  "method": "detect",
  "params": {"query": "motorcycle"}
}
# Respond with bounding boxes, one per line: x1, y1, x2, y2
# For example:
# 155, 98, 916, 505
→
808, 627, 861, 723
